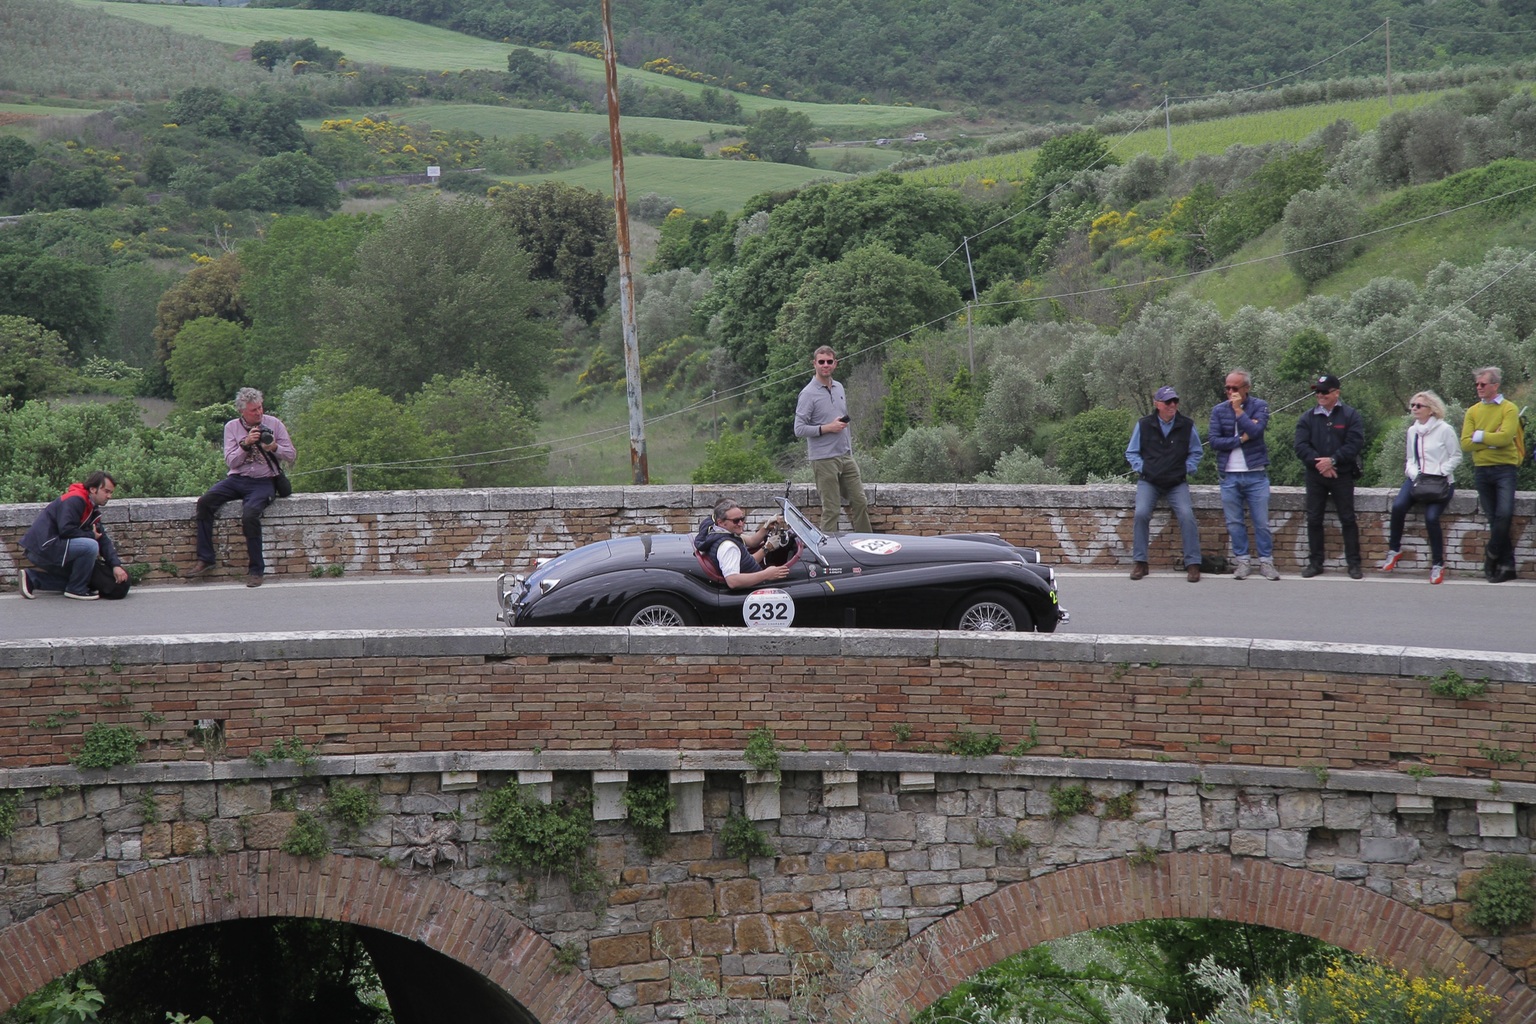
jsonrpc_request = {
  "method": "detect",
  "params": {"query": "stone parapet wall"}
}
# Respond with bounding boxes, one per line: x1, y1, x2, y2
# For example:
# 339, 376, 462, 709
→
1, 629, 1532, 783
1, 484, 1531, 585
0, 756, 1531, 1018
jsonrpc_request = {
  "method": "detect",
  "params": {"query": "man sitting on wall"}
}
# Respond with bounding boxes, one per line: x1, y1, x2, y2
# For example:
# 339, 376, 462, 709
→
693, 499, 792, 589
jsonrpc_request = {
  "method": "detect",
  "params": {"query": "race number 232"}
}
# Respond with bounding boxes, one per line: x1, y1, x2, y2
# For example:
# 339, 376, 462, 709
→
743, 588, 796, 627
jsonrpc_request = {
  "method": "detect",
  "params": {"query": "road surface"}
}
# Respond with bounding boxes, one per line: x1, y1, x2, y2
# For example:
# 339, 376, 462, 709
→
3, 571, 1533, 652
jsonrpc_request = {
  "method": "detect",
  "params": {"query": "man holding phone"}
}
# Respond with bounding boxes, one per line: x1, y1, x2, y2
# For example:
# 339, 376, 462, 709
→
793, 345, 872, 534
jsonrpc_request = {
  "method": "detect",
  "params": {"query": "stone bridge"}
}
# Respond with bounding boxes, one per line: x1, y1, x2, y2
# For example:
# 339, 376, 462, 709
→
1, 625, 1535, 1022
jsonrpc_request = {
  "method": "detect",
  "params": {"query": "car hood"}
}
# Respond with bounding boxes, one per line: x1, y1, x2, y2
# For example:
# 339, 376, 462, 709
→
828, 533, 1027, 569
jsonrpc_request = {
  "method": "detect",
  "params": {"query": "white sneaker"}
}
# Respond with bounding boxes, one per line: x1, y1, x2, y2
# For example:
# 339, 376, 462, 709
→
1233, 559, 1251, 580
1258, 561, 1281, 581
18, 570, 33, 599
1430, 565, 1445, 585
1378, 550, 1402, 572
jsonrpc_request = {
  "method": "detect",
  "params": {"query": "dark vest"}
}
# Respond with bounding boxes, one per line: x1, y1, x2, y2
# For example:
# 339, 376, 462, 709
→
1137, 412, 1194, 490
693, 519, 762, 576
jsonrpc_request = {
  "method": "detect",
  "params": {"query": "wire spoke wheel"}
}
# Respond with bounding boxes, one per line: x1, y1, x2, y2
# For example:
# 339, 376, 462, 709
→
949, 590, 1031, 632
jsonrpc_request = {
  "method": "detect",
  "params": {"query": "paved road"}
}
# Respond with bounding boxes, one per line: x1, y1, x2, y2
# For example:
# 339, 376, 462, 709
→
4, 571, 1534, 653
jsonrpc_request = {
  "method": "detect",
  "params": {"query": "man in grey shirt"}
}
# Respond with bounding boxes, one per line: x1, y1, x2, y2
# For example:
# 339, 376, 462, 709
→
793, 345, 872, 534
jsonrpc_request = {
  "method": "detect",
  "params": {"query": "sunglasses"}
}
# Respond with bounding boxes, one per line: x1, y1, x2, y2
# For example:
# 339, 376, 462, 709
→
1409, 403, 1426, 410
1224, 385, 1245, 392
816, 358, 837, 365
724, 515, 746, 524
1475, 380, 1495, 387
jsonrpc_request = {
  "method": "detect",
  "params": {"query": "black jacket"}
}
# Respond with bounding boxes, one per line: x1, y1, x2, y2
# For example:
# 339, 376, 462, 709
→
1293, 403, 1365, 478
20, 483, 121, 569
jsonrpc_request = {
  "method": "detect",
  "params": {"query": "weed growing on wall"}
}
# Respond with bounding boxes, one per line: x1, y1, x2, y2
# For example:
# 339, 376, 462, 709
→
477, 782, 598, 891
623, 773, 675, 857
1049, 783, 1095, 820
70, 724, 142, 769
249, 736, 319, 771
720, 811, 773, 861
946, 730, 1002, 757
1467, 856, 1536, 933
0, 791, 20, 839
324, 780, 380, 845
744, 726, 781, 774
1426, 670, 1489, 700
280, 811, 330, 857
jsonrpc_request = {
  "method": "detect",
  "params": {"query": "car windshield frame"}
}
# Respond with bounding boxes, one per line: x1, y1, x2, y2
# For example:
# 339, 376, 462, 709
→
776, 497, 830, 566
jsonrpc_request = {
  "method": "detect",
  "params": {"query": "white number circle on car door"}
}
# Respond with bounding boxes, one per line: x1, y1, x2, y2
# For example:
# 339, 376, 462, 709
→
743, 588, 796, 627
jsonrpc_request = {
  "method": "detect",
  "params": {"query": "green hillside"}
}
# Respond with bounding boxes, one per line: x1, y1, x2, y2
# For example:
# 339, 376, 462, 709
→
66, 0, 945, 133
336, 104, 737, 145
498, 155, 852, 213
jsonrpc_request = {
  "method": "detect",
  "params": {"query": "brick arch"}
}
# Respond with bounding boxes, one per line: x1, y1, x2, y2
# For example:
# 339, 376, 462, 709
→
0, 851, 618, 1024
851, 852, 1536, 1023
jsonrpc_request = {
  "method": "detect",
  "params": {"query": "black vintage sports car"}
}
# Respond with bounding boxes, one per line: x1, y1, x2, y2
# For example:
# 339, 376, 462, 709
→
497, 498, 1066, 632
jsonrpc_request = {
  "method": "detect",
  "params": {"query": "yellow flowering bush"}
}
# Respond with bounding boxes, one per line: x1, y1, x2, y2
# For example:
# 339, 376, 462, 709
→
316, 117, 479, 172
1287, 960, 1498, 1024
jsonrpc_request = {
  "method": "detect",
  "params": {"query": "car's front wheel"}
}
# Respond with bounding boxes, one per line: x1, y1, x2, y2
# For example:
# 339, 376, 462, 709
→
616, 594, 701, 627
947, 590, 1033, 632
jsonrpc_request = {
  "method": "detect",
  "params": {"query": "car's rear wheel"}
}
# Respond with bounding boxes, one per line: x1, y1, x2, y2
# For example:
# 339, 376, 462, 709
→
947, 590, 1033, 632
616, 594, 700, 627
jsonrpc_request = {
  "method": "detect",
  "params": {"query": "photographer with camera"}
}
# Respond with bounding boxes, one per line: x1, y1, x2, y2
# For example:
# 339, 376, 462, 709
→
187, 387, 297, 588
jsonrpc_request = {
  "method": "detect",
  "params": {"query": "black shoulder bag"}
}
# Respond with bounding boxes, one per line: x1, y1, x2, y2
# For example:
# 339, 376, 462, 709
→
262, 449, 294, 498
1409, 431, 1451, 504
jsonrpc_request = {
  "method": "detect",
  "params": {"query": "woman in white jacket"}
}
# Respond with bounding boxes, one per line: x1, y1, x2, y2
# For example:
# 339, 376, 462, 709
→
1378, 390, 1462, 584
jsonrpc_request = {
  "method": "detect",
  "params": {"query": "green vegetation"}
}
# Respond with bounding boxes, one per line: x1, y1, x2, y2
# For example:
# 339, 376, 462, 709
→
743, 725, 781, 774
1467, 857, 1536, 933
720, 811, 773, 861
476, 782, 598, 889
946, 731, 1003, 758
1049, 784, 1095, 821
249, 736, 319, 771
1426, 670, 1489, 700
622, 773, 675, 857
70, 724, 142, 770
0, 790, 21, 840
280, 811, 331, 857
323, 780, 380, 845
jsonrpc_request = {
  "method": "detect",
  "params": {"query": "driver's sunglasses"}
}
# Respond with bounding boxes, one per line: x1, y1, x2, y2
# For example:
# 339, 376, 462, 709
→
725, 515, 747, 524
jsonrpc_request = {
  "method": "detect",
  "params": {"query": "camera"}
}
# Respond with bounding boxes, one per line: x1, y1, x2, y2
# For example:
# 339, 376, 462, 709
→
259, 427, 275, 447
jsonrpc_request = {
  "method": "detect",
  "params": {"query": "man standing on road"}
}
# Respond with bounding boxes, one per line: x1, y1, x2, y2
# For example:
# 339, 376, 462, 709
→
187, 387, 296, 588
18, 471, 129, 600
1209, 369, 1280, 581
1293, 373, 1365, 579
793, 345, 872, 535
1461, 365, 1525, 582
1125, 385, 1204, 582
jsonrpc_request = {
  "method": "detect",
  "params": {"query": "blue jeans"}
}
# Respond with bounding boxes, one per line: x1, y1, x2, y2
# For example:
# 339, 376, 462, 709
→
1388, 478, 1453, 566
30, 536, 100, 596
1473, 464, 1518, 571
1219, 471, 1273, 561
1133, 480, 1201, 566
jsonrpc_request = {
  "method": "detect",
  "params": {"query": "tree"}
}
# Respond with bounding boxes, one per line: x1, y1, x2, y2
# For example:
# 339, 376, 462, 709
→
0, 251, 108, 354
0, 316, 74, 405
290, 387, 456, 492
167, 317, 248, 409
238, 213, 378, 395
152, 254, 247, 389
211, 152, 339, 212
489, 181, 616, 322
308, 194, 560, 405
690, 431, 779, 484
1051, 407, 1137, 484
1282, 188, 1361, 284
409, 370, 548, 487
743, 108, 815, 165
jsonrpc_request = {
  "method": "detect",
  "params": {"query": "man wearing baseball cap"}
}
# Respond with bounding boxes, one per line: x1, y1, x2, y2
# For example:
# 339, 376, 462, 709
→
1292, 373, 1366, 578
1124, 385, 1204, 582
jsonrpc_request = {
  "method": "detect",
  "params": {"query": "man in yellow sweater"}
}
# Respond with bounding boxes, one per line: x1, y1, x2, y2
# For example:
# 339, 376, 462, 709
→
1461, 366, 1525, 582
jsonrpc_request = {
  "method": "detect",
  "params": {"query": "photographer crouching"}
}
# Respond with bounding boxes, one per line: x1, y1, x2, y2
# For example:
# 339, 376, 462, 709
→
186, 386, 297, 588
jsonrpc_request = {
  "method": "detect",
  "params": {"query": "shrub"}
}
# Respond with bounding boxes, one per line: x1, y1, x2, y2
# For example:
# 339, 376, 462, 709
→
71, 724, 142, 770
323, 780, 379, 845
691, 431, 780, 484
280, 810, 330, 857
477, 783, 596, 883
720, 811, 773, 861
623, 773, 675, 857
744, 726, 781, 774
1049, 784, 1096, 820
946, 731, 1003, 757
1467, 856, 1535, 933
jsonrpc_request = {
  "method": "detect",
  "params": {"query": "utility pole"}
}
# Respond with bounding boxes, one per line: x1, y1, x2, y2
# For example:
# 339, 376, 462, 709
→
602, 0, 648, 484
1165, 93, 1173, 156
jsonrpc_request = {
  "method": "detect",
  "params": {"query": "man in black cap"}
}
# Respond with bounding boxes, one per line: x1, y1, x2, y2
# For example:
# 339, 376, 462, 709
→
1124, 385, 1204, 582
1293, 373, 1366, 578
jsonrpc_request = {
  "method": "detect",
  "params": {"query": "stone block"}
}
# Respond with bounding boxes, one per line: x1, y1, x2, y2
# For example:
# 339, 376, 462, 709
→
717, 878, 762, 915
1229, 830, 1266, 857
589, 932, 652, 969
666, 880, 714, 918
734, 914, 775, 953
1278, 792, 1324, 828
1360, 837, 1420, 863
1266, 830, 1308, 863
217, 782, 272, 818
1165, 795, 1203, 831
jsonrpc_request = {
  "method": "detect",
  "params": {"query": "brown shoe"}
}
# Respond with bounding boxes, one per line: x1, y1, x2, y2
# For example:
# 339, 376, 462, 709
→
186, 560, 213, 578
1186, 565, 1201, 583
1129, 561, 1149, 580
245, 573, 264, 588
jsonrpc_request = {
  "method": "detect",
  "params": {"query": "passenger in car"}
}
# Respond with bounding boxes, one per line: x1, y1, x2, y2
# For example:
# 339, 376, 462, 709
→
693, 499, 792, 589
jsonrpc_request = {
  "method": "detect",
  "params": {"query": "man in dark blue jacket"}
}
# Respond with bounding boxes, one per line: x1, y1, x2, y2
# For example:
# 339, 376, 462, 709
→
1125, 386, 1204, 582
18, 471, 128, 600
1293, 374, 1366, 578
1209, 369, 1280, 581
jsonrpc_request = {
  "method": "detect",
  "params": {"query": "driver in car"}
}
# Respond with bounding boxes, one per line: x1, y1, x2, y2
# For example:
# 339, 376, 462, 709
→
694, 499, 793, 589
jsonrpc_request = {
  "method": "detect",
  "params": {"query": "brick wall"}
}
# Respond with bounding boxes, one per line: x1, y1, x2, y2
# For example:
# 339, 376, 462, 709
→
3, 631, 1532, 784
1, 484, 1531, 585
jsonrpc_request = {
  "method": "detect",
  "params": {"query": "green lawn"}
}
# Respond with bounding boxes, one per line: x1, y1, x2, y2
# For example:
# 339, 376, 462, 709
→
68, 0, 945, 134
905, 92, 1448, 188
539, 381, 731, 486
493, 154, 851, 212
367, 104, 736, 144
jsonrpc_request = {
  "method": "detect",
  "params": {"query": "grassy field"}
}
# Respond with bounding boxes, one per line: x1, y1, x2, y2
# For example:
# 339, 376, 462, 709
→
539, 380, 739, 486
68, 0, 945, 134
493, 154, 850, 212
904, 92, 1446, 188
368, 104, 738, 143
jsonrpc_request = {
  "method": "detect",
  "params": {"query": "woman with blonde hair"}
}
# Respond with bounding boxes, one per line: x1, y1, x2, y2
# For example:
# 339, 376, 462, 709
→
1379, 390, 1462, 584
